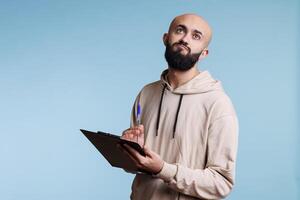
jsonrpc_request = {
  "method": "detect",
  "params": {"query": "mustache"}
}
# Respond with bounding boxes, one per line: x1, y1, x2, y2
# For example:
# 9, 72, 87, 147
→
173, 41, 190, 53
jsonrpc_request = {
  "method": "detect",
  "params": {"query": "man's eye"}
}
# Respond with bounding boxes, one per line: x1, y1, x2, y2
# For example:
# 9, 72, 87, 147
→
176, 28, 183, 33
193, 34, 201, 40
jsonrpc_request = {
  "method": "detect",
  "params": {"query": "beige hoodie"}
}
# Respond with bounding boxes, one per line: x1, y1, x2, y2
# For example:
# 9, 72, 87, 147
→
129, 70, 239, 200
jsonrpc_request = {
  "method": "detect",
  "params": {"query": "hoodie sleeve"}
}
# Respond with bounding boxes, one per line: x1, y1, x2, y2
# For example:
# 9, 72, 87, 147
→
153, 113, 239, 199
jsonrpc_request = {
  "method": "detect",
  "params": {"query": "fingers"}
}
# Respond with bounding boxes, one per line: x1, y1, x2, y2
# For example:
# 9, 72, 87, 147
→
121, 125, 144, 141
121, 146, 140, 167
121, 131, 139, 141
121, 132, 135, 140
120, 144, 144, 168
119, 144, 163, 174
125, 125, 144, 135
137, 124, 144, 133
123, 144, 145, 163
122, 127, 139, 136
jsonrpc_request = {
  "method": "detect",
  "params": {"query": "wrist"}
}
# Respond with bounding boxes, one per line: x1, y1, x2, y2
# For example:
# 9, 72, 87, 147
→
152, 162, 177, 182
153, 160, 164, 175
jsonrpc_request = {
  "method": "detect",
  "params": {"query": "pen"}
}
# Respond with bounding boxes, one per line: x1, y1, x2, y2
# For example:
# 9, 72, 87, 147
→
136, 103, 141, 143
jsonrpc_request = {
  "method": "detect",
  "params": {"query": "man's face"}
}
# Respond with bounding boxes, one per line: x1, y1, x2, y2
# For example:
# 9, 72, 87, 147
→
163, 14, 212, 71
164, 41, 202, 71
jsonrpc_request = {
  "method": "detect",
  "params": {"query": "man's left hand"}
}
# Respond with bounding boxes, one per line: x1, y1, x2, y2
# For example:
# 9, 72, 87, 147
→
120, 144, 164, 175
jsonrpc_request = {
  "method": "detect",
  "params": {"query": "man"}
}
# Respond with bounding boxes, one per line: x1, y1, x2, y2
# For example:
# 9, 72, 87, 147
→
120, 13, 239, 199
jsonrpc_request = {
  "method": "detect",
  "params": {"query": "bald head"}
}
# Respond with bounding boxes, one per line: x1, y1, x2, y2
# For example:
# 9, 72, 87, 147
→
168, 13, 213, 47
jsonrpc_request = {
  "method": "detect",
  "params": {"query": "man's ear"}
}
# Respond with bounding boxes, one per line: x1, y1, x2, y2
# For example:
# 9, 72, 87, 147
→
201, 48, 209, 57
163, 33, 168, 46
198, 48, 209, 61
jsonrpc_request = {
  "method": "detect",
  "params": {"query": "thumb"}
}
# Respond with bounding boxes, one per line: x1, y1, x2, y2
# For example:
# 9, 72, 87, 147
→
143, 145, 152, 157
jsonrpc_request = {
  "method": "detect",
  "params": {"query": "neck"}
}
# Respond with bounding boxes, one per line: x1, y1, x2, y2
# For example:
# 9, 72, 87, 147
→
166, 66, 200, 89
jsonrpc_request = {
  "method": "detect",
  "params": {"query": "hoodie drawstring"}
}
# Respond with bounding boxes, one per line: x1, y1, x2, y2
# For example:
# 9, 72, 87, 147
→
173, 94, 183, 138
156, 84, 184, 138
156, 84, 167, 136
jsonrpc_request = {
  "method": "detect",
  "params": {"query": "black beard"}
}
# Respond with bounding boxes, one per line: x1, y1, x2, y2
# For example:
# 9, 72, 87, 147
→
164, 42, 202, 71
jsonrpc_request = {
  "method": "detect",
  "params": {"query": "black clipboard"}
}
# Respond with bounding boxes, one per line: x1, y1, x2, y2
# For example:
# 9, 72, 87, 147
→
80, 129, 147, 173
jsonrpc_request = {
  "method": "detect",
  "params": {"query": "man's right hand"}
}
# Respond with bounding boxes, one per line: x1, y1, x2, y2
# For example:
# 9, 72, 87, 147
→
121, 125, 144, 147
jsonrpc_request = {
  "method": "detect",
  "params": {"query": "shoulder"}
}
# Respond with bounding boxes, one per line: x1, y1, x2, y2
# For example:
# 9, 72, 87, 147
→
132, 80, 163, 105
139, 80, 163, 96
142, 80, 162, 91
209, 91, 237, 122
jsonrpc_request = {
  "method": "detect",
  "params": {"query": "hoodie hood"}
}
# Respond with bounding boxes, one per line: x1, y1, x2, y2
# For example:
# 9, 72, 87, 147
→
160, 69, 224, 94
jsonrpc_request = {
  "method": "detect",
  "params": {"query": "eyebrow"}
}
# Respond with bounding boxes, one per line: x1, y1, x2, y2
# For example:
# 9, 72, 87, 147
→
176, 24, 203, 36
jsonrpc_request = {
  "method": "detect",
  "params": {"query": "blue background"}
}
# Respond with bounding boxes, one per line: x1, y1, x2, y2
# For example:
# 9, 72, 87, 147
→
0, 0, 299, 199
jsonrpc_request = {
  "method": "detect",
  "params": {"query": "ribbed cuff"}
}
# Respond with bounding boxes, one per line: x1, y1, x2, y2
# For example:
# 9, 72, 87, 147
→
152, 162, 177, 182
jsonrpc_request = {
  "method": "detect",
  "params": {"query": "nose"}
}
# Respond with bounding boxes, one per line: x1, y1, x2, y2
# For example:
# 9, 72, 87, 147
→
179, 39, 188, 46
180, 33, 190, 45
